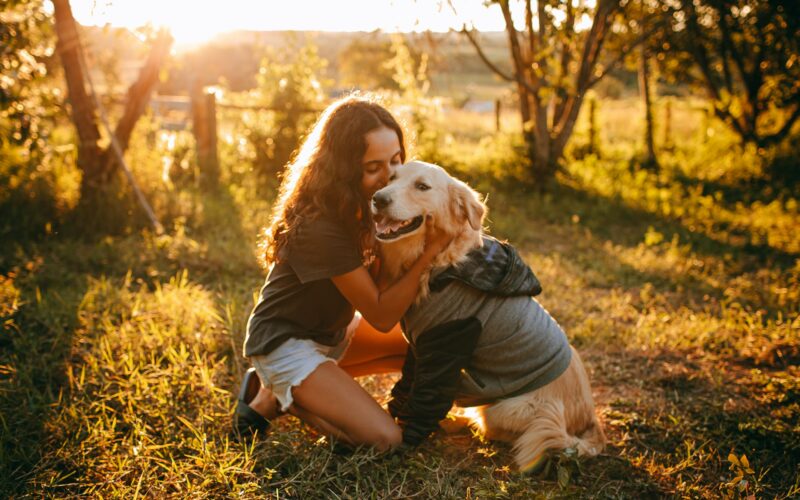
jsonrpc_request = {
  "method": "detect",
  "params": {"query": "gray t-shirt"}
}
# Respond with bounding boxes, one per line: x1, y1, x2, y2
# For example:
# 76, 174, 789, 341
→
244, 214, 364, 357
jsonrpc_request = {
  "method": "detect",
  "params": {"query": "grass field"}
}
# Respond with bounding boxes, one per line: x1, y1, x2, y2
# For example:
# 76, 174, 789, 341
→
1, 97, 798, 498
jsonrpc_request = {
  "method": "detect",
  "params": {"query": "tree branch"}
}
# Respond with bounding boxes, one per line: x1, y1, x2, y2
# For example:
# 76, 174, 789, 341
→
459, 26, 540, 96
553, 0, 618, 147
682, 0, 749, 141
499, 0, 538, 86
717, 4, 755, 135
575, 0, 617, 93
554, 0, 577, 123
108, 30, 173, 156
586, 17, 667, 89
459, 27, 511, 83
53, 0, 101, 155
525, 0, 535, 64
761, 102, 800, 147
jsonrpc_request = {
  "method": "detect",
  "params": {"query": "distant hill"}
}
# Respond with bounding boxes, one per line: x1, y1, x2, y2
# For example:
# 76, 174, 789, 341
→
80, 26, 514, 98
79, 26, 639, 102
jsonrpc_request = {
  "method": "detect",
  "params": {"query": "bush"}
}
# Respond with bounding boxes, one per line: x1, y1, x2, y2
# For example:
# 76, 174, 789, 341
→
248, 40, 329, 178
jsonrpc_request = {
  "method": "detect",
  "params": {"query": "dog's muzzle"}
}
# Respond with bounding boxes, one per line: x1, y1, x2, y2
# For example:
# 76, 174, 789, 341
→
372, 189, 425, 241
372, 191, 392, 210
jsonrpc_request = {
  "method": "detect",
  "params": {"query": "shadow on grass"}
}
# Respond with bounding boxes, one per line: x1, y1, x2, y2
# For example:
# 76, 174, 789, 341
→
672, 172, 795, 207
184, 185, 265, 374
0, 185, 259, 495
0, 264, 88, 495
584, 346, 799, 498
580, 180, 792, 266
489, 180, 796, 315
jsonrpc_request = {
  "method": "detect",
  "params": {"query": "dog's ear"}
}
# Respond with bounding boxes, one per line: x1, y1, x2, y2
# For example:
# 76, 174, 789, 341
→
449, 181, 486, 231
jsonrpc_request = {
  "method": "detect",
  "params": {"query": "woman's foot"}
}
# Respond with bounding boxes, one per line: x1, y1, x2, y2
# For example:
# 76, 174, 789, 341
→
233, 368, 281, 439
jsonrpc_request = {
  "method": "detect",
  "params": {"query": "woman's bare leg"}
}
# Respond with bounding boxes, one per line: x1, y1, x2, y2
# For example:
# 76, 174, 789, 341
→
246, 321, 408, 445
289, 361, 402, 451
248, 386, 282, 419
287, 405, 356, 446
247, 322, 406, 420
338, 321, 407, 377
247, 383, 362, 448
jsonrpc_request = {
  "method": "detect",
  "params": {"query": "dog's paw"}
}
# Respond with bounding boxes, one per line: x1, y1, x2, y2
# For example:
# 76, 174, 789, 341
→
439, 414, 472, 434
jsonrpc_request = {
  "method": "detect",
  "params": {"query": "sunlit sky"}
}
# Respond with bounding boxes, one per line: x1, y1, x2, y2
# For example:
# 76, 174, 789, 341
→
70, 0, 520, 46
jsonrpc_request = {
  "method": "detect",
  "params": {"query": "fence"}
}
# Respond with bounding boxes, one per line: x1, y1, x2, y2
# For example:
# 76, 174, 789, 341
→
146, 89, 324, 189
146, 91, 705, 187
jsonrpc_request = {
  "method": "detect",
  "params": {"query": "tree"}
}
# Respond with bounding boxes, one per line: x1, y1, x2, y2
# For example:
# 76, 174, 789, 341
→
1, 0, 62, 240
51, 0, 172, 198
248, 41, 329, 175
459, 0, 660, 185
632, 0, 665, 168
672, 0, 800, 148
609, 0, 672, 167
638, 43, 658, 167
1, 0, 56, 160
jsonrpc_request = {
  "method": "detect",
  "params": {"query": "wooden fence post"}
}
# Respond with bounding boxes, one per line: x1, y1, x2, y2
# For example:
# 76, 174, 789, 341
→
191, 86, 219, 190
588, 94, 599, 157
663, 97, 673, 151
495, 98, 501, 132
700, 105, 712, 142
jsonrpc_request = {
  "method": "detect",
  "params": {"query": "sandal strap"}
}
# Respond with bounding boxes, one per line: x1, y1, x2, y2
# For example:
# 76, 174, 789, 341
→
234, 400, 270, 434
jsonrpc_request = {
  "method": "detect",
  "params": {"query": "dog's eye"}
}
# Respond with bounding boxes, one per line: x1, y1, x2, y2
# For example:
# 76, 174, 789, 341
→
416, 182, 430, 191
389, 174, 397, 181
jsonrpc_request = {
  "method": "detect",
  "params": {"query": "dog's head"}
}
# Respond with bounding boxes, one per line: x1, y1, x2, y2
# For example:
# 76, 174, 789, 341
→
371, 160, 486, 280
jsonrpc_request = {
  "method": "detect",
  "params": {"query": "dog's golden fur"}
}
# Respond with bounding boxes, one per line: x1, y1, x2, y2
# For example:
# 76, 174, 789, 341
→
375, 161, 485, 302
374, 161, 605, 470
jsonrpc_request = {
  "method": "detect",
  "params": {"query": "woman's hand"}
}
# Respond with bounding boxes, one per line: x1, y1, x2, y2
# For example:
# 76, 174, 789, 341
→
422, 216, 453, 256
332, 216, 454, 333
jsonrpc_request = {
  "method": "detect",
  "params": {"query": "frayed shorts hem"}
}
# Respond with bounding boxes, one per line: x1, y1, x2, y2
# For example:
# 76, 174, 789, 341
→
249, 314, 360, 412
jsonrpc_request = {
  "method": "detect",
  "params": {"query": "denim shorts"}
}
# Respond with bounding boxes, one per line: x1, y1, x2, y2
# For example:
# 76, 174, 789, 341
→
249, 313, 360, 412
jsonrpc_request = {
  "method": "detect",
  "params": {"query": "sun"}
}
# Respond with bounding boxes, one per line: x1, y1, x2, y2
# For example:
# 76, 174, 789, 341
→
68, 0, 511, 45
70, 0, 238, 49
156, 7, 232, 47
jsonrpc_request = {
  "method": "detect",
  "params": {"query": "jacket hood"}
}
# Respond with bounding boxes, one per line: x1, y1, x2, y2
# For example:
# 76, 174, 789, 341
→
429, 235, 542, 297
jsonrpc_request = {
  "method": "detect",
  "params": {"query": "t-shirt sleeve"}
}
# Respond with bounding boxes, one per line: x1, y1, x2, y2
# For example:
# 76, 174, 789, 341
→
286, 216, 364, 283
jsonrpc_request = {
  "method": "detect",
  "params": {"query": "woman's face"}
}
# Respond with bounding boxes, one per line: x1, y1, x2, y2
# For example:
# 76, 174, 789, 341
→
360, 126, 402, 202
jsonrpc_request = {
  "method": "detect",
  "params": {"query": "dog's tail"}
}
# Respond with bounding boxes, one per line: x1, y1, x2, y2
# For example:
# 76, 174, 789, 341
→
513, 399, 605, 472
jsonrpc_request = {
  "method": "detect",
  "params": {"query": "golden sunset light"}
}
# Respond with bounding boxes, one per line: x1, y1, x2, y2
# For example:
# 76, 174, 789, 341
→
69, 0, 512, 47
6, 0, 799, 496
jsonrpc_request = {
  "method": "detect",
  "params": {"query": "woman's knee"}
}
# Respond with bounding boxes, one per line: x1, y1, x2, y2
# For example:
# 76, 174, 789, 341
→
383, 422, 403, 448
360, 421, 402, 451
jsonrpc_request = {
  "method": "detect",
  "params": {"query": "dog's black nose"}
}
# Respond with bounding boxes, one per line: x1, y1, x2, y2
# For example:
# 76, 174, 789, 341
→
372, 192, 392, 210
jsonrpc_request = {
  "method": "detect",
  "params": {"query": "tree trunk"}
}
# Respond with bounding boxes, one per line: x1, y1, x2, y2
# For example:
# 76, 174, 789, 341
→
102, 31, 172, 180
588, 95, 599, 156
663, 97, 673, 151
52, 0, 103, 195
638, 45, 658, 167
531, 149, 558, 186
53, 0, 173, 202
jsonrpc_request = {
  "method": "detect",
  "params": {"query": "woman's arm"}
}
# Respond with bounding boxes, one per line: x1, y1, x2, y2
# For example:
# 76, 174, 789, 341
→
332, 218, 450, 332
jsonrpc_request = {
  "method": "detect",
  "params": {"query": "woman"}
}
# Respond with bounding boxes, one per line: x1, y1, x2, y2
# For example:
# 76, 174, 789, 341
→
235, 94, 450, 450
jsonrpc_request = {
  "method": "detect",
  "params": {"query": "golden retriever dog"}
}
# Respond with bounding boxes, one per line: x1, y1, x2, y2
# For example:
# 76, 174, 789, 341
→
372, 160, 605, 471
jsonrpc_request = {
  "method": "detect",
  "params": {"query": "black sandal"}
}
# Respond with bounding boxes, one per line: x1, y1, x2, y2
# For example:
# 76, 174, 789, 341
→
233, 367, 271, 439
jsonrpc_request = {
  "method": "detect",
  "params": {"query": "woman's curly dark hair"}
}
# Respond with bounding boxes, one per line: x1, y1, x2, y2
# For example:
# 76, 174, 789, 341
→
260, 94, 406, 267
